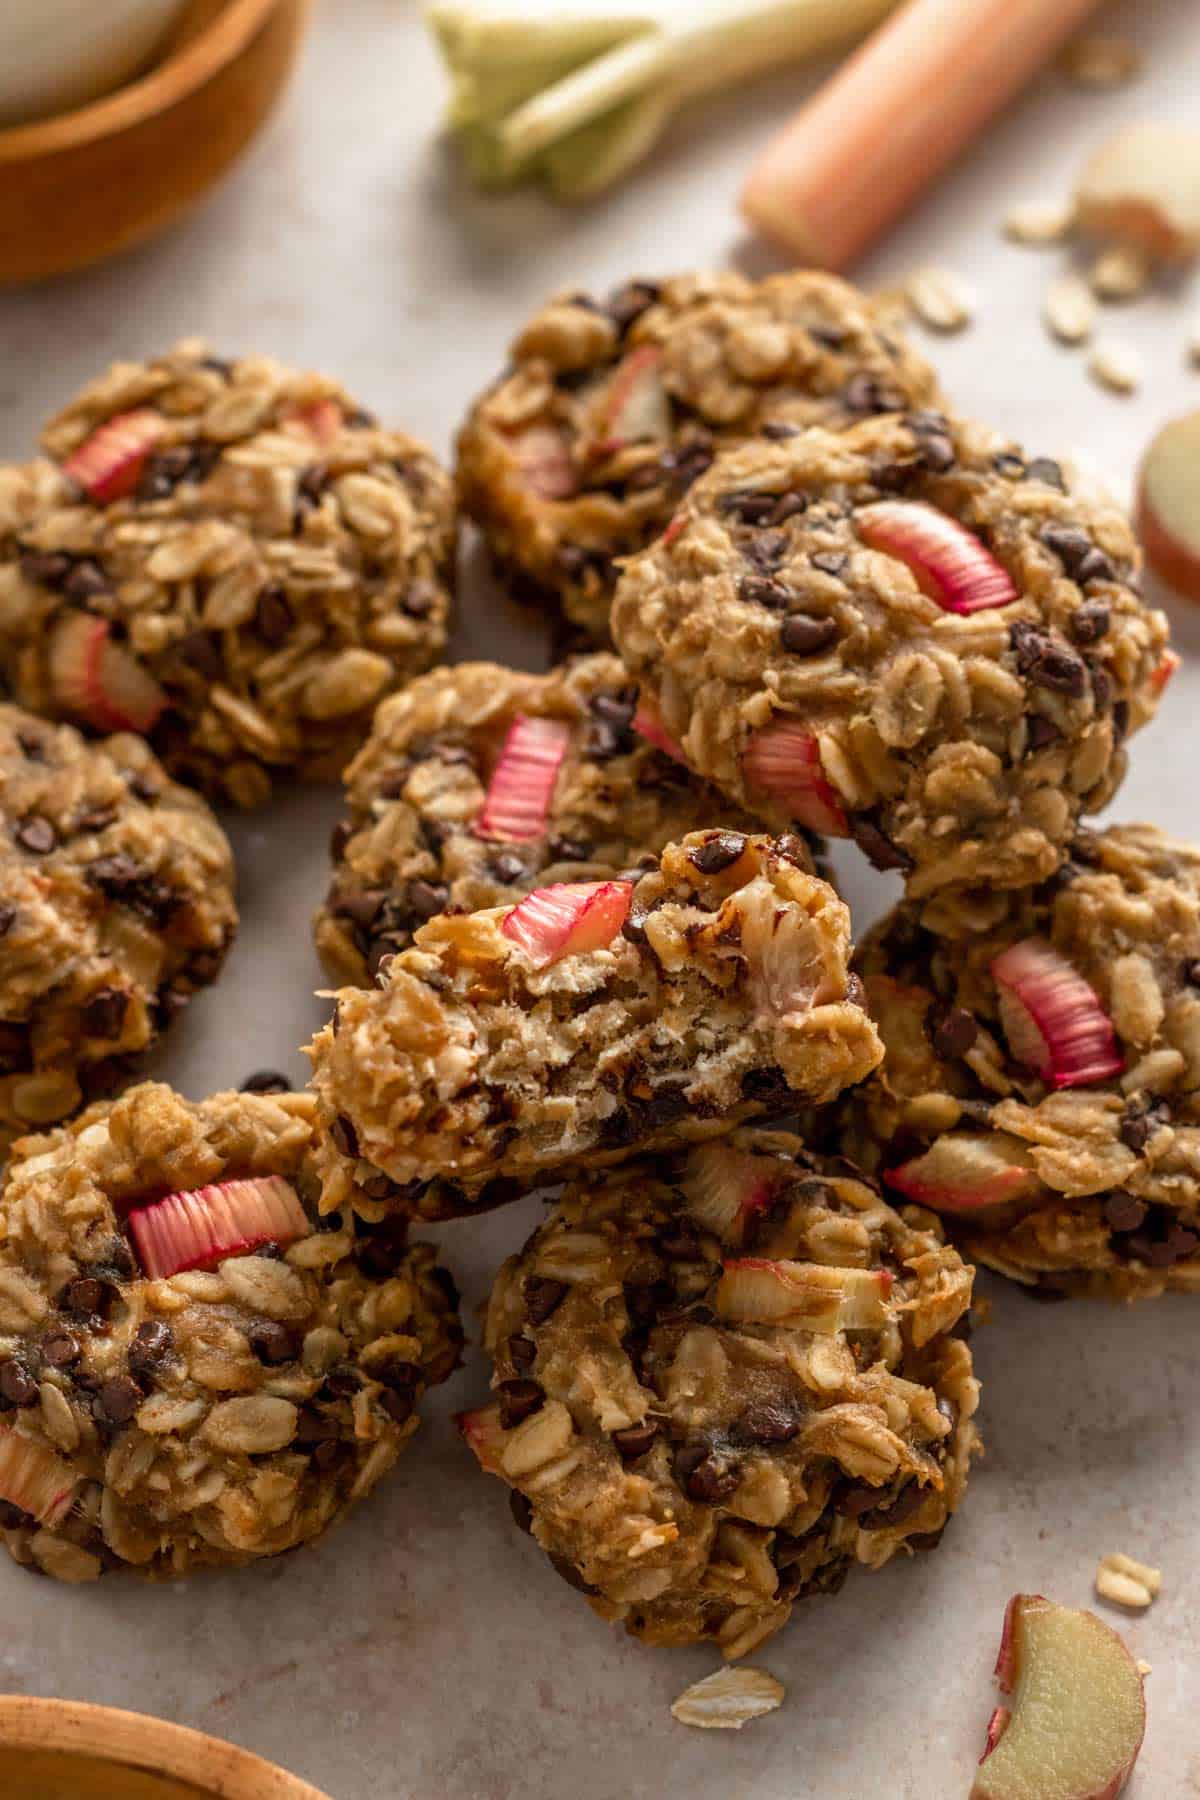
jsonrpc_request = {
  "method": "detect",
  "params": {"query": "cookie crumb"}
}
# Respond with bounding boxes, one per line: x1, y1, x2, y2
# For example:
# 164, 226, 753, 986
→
1004, 200, 1076, 246
903, 267, 973, 333
1096, 1552, 1162, 1610
1088, 340, 1143, 395
671, 1666, 784, 1730
1060, 34, 1142, 90
1045, 273, 1096, 345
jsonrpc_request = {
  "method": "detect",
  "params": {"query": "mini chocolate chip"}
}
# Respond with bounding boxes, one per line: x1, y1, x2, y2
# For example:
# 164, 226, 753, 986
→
622, 907, 649, 946
240, 1069, 292, 1094
14, 815, 55, 856
403, 580, 437, 619
41, 1331, 80, 1369
128, 1321, 174, 1385
490, 851, 528, 884
255, 588, 293, 646
770, 493, 809, 526
0, 1501, 33, 1530
335, 888, 385, 928
842, 373, 905, 414
1009, 621, 1087, 697
524, 1277, 568, 1325
1104, 1193, 1147, 1233
65, 559, 111, 600
745, 529, 788, 569
916, 433, 956, 473
738, 573, 791, 610
1026, 457, 1065, 490
249, 1322, 299, 1365
930, 1004, 977, 1060
1039, 523, 1094, 574
836, 1483, 881, 1518
510, 1489, 534, 1533
780, 613, 838, 656
1154, 1226, 1200, 1266
850, 816, 912, 873
719, 490, 779, 525
732, 1403, 801, 1446
18, 550, 73, 588
61, 1277, 104, 1317
1112, 699, 1129, 741
1076, 547, 1115, 584
329, 819, 353, 861
865, 1482, 926, 1529
407, 880, 449, 919
549, 1553, 596, 1594
612, 1420, 659, 1460
498, 1379, 545, 1428
323, 1364, 361, 1399
295, 1407, 341, 1445
606, 279, 660, 331
1025, 714, 1062, 752
1119, 1110, 1152, 1153
330, 1114, 360, 1159
0, 1359, 38, 1407
683, 1454, 740, 1504
811, 551, 848, 578
82, 987, 128, 1040
177, 631, 223, 681
507, 1335, 537, 1371
96, 1376, 141, 1427
761, 420, 801, 439
688, 832, 747, 875
1181, 959, 1200, 988
992, 452, 1026, 480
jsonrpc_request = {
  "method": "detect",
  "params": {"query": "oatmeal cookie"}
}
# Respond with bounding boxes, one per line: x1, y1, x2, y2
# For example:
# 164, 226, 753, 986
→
307, 832, 882, 1222
836, 825, 1200, 1300
0, 706, 236, 1153
0, 1083, 462, 1581
314, 653, 768, 986
612, 413, 1173, 900
457, 270, 940, 643
460, 1130, 978, 1659
0, 341, 455, 808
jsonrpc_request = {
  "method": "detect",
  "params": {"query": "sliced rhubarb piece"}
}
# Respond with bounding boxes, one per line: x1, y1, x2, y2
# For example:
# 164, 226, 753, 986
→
596, 346, 671, 451
476, 714, 570, 844
632, 694, 687, 765
281, 398, 344, 447
1148, 648, 1179, 697
980, 1707, 1011, 1764
857, 501, 1018, 615
61, 409, 163, 504
48, 613, 168, 736
991, 937, 1124, 1089
510, 424, 578, 501
682, 1142, 782, 1244
716, 1257, 893, 1335
0, 1428, 78, 1525
741, 720, 849, 836
456, 1402, 505, 1475
128, 1176, 309, 1280
660, 513, 687, 550
885, 1132, 1042, 1217
500, 879, 633, 969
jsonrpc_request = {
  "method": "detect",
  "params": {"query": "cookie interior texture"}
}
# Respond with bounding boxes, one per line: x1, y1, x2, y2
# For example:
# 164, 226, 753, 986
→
465, 1130, 977, 1658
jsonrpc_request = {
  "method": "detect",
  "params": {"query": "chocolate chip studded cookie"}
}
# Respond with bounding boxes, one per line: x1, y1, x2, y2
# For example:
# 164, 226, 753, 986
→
612, 413, 1173, 902
834, 826, 1200, 1301
0, 341, 455, 808
314, 653, 766, 986
0, 1083, 462, 1581
457, 271, 940, 644
0, 706, 236, 1153
460, 1130, 978, 1659
307, 833, 882, 1223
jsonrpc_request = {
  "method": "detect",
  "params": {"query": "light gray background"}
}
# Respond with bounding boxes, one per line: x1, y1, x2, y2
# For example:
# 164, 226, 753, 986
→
1, 1, 1198, 1794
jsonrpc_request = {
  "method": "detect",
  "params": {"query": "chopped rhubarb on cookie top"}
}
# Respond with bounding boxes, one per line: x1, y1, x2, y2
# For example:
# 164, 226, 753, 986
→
48, 613, 168, 736
128, 1176, 309, 1280
856, 501, 1019, 615
990, 937, 1124, 1089
60, 409, 163, 504
741, 721, 848, 837
476, 714, 571, 844
500, 879, 633, 969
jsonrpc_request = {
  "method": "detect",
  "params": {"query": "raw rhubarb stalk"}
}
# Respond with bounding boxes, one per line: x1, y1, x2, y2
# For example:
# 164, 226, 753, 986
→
61, 409, 162, 503
476, 714, 571, 843
856, 502, 1018, 615
991, 937, 1123, 1089
0, 1428, 78, 1525
500, 879, 633, 967
632, 694, 687, 765
741, 0, 1106, 269
741, 720, 849, 836
716, 1256, 892, 1333
596, 346, 671, 451
48, 613, 168, 736
128, 1176, 309, 1280
682, 1142, 781, 1243
884, 1132, 1040, 1216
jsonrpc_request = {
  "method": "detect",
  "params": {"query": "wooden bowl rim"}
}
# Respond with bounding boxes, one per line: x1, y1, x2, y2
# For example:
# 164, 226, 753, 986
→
0, 1695, 331, 1799
0, 0, 289, 161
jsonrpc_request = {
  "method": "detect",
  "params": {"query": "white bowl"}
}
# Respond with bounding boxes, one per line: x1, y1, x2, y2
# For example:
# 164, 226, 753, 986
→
0, 0, 190, 128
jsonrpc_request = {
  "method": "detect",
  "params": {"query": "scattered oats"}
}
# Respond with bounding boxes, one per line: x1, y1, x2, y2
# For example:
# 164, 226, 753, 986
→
1096, 1551, 1162, 1610
1088, 340, 1143, 395
1060, 34, 1142, 90
1003, 199, 1076, 246
671, 1666, 785, 1731
1045, 273, 1096, 345
1089, 245, 1151, 301
904, 267, 973, 333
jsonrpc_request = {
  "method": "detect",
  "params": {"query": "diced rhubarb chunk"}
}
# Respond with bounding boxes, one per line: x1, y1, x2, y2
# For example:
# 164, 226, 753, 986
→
980, 1707, 1011, 1764
632, 694, 687, 765
597, 346, 671, 451
682, 1142, 781, 1244
991, 937, 1123, 1088
0, 1428, 78, 1525
511, 425, 578, 501
857, 501, 1018, 615
61, 409, 162, 504
128, 1176, 309, 1280
742, 721, 849, 836
48, 613, 168, 736
885, 1132, 1041, 1217
500, 880, 632, 969
1149, 648, 1180, 696
456, 1403, 505, 1475
716, 1257, 892, 1335
281, 398, 344, 447
476, 714, 570, 844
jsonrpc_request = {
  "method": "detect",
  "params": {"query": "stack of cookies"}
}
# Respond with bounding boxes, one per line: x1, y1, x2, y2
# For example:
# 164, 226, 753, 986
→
0, 279, 1186, 1669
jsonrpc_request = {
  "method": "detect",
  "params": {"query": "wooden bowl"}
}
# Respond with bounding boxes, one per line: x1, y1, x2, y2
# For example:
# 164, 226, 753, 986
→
0, 1695, 332, 1799
0, 0, 313, 286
